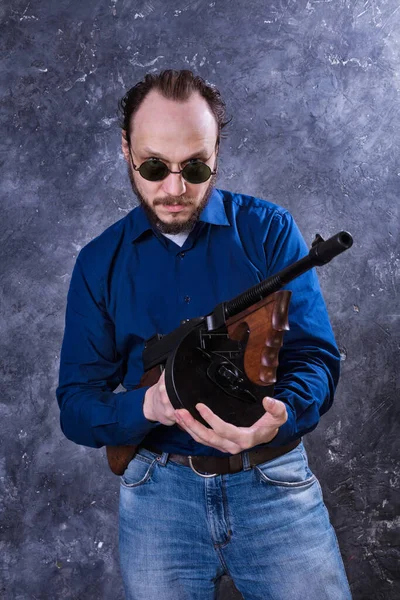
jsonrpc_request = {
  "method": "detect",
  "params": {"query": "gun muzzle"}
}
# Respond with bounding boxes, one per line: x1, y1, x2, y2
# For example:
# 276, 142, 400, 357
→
309, 231, 353, 265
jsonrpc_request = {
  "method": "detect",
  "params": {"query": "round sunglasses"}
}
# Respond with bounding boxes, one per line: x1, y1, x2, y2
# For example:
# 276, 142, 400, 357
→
132, 157, 217, 184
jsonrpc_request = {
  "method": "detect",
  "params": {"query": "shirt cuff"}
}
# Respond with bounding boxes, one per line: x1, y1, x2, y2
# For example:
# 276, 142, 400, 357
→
117, 386, 161, 444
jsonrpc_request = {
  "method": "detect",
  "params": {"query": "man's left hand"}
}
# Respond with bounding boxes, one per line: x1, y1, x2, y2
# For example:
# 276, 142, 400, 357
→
174, 396, 288, 454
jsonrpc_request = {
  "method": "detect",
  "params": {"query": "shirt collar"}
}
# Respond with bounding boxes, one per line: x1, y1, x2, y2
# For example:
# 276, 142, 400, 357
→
129, 187, 230, 243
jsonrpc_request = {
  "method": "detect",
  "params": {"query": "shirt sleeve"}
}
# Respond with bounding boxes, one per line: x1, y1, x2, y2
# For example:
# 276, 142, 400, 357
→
263, 210, 341, 447
56, 253, 160, 449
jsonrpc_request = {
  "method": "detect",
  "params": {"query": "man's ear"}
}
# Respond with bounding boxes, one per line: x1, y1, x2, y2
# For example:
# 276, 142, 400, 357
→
214, 138, 220, 169
121, 129, 130, 161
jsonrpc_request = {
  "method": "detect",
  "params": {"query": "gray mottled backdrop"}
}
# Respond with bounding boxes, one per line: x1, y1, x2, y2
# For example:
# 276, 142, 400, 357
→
1, 0, 399, 598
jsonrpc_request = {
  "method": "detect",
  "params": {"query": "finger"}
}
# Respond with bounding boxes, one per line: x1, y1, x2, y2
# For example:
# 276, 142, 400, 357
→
175, 409, 241, 453
262, 397, 288, 422
195, 404, 243, 440
183, 424, 241, 454
249, 399, 287, 430
193, 405, 246, 448
174, 414, 213, 444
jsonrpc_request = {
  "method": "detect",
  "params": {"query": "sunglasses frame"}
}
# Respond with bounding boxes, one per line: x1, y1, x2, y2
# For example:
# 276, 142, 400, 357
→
128, 144, 218, 184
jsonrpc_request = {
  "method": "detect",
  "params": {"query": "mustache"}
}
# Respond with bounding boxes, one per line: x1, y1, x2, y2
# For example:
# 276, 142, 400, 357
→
153, 199, 194, 207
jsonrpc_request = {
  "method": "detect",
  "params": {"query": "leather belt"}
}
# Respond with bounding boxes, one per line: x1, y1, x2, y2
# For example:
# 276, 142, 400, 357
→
142, 438, 301, 477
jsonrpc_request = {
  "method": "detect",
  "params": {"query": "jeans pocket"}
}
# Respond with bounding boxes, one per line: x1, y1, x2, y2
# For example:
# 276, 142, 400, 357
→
119, 455, 158, 489
255, 445, 316, 488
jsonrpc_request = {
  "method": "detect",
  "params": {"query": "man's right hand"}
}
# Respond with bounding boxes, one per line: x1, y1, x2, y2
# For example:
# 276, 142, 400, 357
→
143, 370, 177, 426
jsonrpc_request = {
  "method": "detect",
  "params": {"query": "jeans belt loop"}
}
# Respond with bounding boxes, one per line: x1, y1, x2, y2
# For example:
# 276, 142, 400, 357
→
156, 451, 169, 466
241, 450, 251, 471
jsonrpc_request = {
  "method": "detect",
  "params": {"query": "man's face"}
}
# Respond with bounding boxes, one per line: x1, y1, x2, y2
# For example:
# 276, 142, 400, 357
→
122, 90, 219, 234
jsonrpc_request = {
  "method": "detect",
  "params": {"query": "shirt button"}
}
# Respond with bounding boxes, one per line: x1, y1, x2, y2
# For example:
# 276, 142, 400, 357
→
184, 295, 191, 303
178, 252, 185, 258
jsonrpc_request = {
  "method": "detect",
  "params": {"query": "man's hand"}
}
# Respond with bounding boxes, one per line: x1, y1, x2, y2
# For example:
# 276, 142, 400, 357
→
174, 397, 288, 454
143, 371, 177, 426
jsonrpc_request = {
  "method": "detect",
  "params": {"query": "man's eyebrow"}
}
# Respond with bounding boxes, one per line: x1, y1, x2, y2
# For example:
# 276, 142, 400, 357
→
140, 147, 209, 161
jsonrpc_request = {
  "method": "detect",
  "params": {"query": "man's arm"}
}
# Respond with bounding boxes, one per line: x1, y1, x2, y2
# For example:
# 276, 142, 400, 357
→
262, 209, 341, 447
56, 253, 160, 448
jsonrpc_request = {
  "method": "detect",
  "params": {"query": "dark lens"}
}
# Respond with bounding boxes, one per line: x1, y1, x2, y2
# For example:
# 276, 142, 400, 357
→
182, 162, 211, 184
140, 159, 169, 181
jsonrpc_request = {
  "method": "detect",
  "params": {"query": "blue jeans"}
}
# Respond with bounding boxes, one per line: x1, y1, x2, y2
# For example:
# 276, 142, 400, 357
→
118, 441, 352, 600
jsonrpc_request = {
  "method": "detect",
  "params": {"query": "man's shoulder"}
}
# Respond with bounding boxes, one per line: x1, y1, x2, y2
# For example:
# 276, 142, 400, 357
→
76, 207, 138, 268
217, 188, 292, 224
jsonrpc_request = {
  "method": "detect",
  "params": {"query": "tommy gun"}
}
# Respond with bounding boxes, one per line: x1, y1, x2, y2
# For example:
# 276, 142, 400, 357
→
107, 230, 353, 475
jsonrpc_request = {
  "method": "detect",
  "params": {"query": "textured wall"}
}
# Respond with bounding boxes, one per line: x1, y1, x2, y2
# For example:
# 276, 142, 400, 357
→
1, 0, 399, 598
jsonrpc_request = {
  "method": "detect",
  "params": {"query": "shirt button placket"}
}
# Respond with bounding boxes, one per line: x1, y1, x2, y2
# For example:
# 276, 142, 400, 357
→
176, 250, 190, 306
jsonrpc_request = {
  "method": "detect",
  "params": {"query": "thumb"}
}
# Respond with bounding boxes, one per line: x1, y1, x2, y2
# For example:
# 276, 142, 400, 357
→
262, 396, 287, 420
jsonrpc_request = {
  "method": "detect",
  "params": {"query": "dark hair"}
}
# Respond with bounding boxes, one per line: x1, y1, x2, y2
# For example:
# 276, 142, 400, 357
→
117, 69, 232, 147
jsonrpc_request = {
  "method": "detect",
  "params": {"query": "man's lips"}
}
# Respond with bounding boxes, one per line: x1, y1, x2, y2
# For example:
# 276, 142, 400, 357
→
159, 204, 189, 213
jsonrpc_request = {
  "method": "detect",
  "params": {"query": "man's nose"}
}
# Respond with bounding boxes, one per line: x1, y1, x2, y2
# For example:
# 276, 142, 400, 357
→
161, 170, 187, 197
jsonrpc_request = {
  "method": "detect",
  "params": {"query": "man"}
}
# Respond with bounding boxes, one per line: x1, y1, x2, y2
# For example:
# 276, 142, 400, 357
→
56, 69, 352, 599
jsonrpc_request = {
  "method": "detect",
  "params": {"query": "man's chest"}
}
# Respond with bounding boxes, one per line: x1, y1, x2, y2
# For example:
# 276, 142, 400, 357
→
109, 231, 267, 357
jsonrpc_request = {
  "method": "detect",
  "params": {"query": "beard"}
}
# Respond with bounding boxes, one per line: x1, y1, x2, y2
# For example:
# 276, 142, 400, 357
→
127, 162, 217, 234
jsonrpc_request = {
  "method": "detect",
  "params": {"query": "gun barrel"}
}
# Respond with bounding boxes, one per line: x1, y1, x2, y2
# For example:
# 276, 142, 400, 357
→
223, 230, 353, 321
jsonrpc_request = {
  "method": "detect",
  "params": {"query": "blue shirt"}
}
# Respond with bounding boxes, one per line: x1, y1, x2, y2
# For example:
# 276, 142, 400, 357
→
56, 187, 340, 456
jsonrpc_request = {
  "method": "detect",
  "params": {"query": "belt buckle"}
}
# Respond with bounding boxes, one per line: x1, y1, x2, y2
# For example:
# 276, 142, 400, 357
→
188, 456, 217, 478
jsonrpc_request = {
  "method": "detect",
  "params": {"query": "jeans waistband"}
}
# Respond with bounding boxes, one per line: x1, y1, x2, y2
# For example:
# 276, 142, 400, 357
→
140, 438, 301, 477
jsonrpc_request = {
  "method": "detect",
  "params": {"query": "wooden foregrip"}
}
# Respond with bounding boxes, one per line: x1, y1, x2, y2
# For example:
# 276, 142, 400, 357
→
106, 365, 162, 475
226, 290, 291, 386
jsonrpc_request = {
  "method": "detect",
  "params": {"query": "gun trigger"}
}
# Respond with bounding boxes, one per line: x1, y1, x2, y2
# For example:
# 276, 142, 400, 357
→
312, 233, 325, 247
